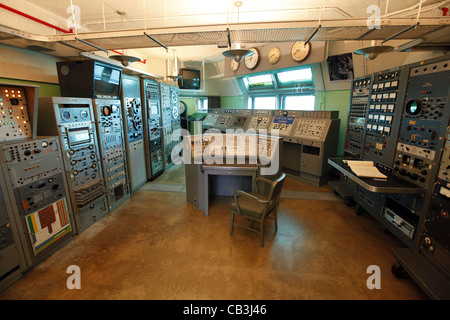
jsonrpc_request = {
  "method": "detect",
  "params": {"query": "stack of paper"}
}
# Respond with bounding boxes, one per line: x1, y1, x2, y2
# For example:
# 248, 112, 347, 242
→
343, 160, 388, 179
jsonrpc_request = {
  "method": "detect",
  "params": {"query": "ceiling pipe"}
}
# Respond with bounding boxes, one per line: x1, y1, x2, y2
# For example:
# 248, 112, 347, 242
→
0, 3, 73, 34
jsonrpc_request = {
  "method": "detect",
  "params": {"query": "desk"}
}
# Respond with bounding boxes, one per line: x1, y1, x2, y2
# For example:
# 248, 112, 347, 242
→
328, 158, 426, 194
202, 163, 258, 216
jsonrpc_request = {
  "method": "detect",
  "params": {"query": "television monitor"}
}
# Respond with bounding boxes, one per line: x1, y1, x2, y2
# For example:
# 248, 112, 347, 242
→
178, 68, 200, 90
57, 60, 122, 99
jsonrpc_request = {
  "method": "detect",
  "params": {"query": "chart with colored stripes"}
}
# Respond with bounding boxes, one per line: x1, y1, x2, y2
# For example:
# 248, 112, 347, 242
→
25, 198, 72, 255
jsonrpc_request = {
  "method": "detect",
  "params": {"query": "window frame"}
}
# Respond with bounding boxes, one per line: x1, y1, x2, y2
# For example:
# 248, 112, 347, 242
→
242, 65, 316, 111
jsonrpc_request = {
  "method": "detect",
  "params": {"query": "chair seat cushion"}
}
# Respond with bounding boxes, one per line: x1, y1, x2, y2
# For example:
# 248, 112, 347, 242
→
231, 192, 267, 219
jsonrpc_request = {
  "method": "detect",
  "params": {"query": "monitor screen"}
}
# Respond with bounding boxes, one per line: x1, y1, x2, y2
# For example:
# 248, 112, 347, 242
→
93, 64, 121, 98
178, 68, 200, 90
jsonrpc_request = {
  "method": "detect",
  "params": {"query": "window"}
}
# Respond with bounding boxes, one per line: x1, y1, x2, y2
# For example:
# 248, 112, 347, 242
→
241, 65, 316, 111
282, 95, 315, 110
243, 74, 274, 90
197, 97, 208, 111
276, 67, 313, 87
248, 96, 277, 109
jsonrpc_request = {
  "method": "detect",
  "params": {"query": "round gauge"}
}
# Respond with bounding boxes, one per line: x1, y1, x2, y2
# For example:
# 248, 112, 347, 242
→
291, 41, 311, 62
180, 101, 186, 115
80, 109, 89, 120
230, 59, 240, 71
102, 106, 112, 116
244, 48, 260, 69
172, 91, 178, 104
406, 99, 422, 115
61, 110, 71, 121
268, 47, 281, 64
41, 141, 48, 148
172, 106, 179, 120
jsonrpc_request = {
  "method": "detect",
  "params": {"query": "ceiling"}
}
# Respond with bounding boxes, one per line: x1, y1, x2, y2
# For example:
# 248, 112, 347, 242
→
0, 0, 449, 63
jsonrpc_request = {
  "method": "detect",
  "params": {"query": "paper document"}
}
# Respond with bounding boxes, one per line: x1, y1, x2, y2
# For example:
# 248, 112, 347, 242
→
343, 160, 388, 179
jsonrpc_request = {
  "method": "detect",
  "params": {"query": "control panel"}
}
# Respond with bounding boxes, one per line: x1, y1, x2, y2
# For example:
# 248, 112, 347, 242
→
392, 58, 450, 189
293, 119, 330, 140
245, 111, 273, 132
93, 99, 130, 211
170, 86, 180, 123
37, 97, 108, 233
160, 83, 172, 126
229, 116, 249, 130
0, 85, 34, 142
0, 136, 74, 267
363, 67, 409, 165
215, 114, 233, 128
141, 78, 164, 180
0, 168, 25, 290
121, 74, 147, 193
203, 112, 220, 130
269, 113, 297, 137
160, 83, 173, 168
124, 97, 143, 142
170, 85, 181, 157
420, 181, 450, 273
344, 76, 372, 159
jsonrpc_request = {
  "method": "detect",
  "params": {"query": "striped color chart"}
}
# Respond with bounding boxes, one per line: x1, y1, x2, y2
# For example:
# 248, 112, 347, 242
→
25, 198, 71, 255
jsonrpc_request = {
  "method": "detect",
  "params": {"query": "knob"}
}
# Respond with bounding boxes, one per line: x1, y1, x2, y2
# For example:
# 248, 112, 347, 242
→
410, 173, 418, 180
399, 169, 406, 175
24, 149, 31, 156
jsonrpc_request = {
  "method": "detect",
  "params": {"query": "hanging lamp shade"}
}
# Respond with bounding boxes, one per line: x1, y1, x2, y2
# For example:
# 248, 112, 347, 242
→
222, 2, 253, 63
353, 40, 394, 60
110, 55, 140, 66
222, 28, 253, 62
222, 48, 254, 62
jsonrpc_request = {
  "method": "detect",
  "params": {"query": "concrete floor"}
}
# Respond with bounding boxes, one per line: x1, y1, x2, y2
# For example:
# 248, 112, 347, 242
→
0, 164, 427, 300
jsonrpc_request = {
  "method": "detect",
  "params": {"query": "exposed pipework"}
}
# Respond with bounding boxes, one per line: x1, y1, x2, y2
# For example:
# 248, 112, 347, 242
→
0, 3, 73, 34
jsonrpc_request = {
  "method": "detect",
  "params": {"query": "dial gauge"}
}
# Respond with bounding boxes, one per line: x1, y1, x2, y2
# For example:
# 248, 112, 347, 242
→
80, 109, 89, 120
268, 47, 281, 64
244, 48, 260, 69
61, 110, 71, 121
291, 42, 311, 62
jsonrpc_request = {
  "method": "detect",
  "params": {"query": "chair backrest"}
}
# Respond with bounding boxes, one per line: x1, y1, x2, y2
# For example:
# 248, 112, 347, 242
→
266, 173, 286, 212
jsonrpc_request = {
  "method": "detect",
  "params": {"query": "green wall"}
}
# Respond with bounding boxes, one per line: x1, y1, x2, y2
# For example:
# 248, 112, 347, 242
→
315, 90, 351, 157
0, 77, 60, 97
220, 96, 245, 109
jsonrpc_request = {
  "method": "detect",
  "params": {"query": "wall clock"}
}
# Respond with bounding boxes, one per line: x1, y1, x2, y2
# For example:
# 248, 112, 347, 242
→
244, 48, 260, 69
230, 59, 240, 71
268, 47, 281, 64
291, 42, 311, 62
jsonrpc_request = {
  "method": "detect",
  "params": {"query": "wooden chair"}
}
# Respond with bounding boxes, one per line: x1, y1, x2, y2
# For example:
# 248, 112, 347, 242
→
230, 173, 286, 247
